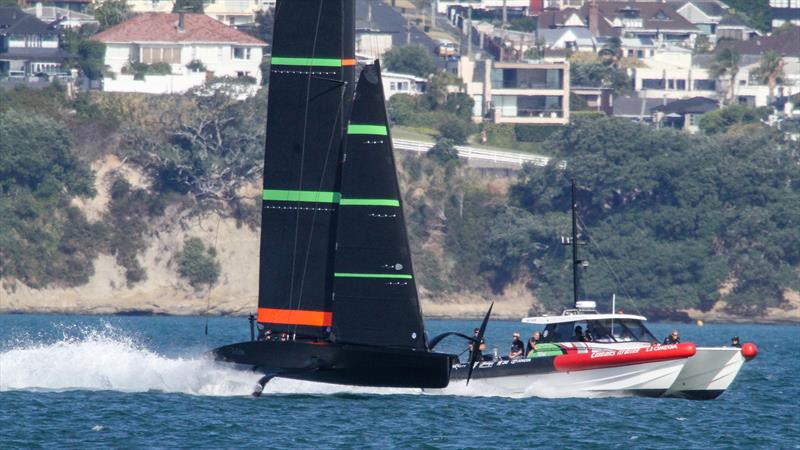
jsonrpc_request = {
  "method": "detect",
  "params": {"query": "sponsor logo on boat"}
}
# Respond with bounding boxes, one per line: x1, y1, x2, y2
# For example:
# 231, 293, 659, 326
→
645, 344, 678, 352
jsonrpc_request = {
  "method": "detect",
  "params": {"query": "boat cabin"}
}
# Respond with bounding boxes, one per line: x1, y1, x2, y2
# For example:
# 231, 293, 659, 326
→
521, 301, 659, 344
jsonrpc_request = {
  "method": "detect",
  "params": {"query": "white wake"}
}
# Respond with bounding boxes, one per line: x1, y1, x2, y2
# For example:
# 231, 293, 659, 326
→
0, 326, 258, 396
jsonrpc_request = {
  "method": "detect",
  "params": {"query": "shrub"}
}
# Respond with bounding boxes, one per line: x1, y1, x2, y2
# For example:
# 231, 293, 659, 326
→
514, 124, 560, 142
437, 117, 472, 144
177, 237, 221, 288
426, 138, 460, 165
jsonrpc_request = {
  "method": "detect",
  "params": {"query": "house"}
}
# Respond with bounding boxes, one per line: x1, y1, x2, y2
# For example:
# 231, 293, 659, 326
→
125, 0, 269, 25
382, 71, 426, 98
90, 12, 266, 94
458, 56, 570, 124
538, 27, 597, 52
651, 96, 718, 132
715, 14, 759, 41
0, 7, 68, 78
671, 1, 727, 36
23, 4, 99, 29
632, 47, 719, 100
26, 0, 91, 14
714, 26, 800, 107
770, 0, 800, 28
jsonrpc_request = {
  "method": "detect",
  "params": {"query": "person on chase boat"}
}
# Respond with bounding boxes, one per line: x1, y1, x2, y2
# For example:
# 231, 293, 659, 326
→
468, 328, 486, 360
663, 330, 680, 344
509, 332, 525, 359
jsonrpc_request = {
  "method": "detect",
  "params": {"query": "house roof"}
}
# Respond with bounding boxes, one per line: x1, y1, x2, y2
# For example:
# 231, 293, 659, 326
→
671, 1, 726, 19
581, 2, 699, 35
652, 96, 719, 114
90, 13, 265, 45
539, 26, 595, 46
0, 7, 58, 35
715, 26, 800, 57
612, 96, 666, 117
718, 14, 747, 27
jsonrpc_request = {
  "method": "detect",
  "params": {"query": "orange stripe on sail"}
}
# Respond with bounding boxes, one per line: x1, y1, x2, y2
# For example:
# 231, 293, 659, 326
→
258, 308, 333, 327
341, 58, 357, 66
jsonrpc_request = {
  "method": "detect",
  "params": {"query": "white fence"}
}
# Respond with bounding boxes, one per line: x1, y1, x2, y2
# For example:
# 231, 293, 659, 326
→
393, 138, 561, 168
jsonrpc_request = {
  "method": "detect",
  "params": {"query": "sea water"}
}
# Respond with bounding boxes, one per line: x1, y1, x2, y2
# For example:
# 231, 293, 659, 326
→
0, 314, 797, 449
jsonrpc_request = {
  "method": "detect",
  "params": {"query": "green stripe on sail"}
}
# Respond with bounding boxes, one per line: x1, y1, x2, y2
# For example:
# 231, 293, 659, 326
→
271, 57, 342, 67
340, 198, 400, 207
347, 124, 388, 136
263, 189, 341, 203
334, 273, 413, 279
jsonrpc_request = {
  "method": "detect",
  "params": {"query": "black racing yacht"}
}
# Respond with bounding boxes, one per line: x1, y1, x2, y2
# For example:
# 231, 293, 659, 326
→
211, 0, 481, 394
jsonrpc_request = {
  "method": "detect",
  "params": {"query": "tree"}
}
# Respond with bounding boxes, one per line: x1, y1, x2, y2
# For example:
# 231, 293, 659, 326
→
598, 37, 622, 68
384, 44, 437, 78
718, 0, 772, 32
709, 48, 741, 104
693, 34, 710, 55
91, 0, 132, 30
437, 116, 472, 144
697, 104, 770, 134
754, 51, 785, 105
177, 237, 220, 288
426, 138, 460, 165
173, 0, 203, 13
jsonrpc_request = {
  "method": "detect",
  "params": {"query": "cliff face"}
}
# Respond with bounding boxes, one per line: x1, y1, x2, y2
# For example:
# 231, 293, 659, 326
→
0, 154, 533, 319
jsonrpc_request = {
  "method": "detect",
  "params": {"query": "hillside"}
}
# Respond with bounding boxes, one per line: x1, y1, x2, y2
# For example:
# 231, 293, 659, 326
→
1, 85, 798, 321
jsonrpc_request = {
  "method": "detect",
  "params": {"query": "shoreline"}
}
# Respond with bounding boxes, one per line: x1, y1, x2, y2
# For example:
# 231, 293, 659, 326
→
2, 309, 798, 325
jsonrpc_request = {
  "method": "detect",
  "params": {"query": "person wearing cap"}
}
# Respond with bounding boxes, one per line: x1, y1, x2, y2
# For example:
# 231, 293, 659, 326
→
663, 329, 680, 344
509, 332, 525, 359
731, 336, 741, 347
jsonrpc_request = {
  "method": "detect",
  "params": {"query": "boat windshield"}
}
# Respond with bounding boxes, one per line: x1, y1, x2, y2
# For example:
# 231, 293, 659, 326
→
540, 318, 658, 344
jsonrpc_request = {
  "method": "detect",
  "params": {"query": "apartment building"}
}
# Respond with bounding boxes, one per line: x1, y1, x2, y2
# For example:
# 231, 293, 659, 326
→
458, 56, 570, 124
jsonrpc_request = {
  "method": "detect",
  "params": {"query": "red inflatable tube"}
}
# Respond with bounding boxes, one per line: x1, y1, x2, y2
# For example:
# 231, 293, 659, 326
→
554, 342, 697, 372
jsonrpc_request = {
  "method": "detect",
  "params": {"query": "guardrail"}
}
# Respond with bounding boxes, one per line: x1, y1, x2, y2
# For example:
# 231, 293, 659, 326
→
393, 138, 559, 168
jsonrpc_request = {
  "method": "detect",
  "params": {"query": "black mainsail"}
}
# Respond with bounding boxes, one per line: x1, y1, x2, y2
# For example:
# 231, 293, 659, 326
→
332, 63, 427, 350
258, 0, 355, 338
212, 1, 457, 391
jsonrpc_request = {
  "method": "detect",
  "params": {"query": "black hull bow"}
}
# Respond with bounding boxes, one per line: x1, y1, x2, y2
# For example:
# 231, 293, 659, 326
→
212, 341, 455, 389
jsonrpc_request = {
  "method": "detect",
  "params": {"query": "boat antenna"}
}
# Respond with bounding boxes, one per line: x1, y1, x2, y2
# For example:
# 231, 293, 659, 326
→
571, 179, 580, 309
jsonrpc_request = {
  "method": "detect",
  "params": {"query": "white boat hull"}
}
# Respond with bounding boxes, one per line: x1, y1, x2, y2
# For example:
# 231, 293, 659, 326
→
664, 347, 746, 400
428, 358, 687, 398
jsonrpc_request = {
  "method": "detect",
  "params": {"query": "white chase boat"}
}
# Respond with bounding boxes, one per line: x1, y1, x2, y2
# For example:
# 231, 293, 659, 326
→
429, 181, 757, 399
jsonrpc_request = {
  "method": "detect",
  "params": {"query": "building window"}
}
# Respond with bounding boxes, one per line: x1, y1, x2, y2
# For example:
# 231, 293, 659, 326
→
141, 47, 181, 64
389, 81, 397, 91
668, 79, 675, 89
675, 80, 686, 90
642, 79, 665, 89
233, 47, 251, 60
693, 79, 715, 90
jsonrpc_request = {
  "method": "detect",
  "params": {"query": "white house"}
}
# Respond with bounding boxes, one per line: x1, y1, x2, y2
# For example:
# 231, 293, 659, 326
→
90, 12, 266, 94
382, 71, 426, 98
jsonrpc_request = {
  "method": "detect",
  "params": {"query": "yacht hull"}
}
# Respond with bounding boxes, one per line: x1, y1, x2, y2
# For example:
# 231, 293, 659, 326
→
663, 347, 747, 400
212, 340, 455, 389
429, 356, 686, 397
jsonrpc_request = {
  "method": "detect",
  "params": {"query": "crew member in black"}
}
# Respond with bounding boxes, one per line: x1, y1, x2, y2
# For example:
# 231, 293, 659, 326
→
663, 330, 680, 344
731, 336, 741, 347
526, 331, 541, 356
509, 332, 525, 359
574, 326, 586, 342
468, 328, 486, 360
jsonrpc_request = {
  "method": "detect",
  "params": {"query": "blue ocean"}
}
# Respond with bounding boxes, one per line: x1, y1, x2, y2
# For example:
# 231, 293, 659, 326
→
1, 314, 797, 449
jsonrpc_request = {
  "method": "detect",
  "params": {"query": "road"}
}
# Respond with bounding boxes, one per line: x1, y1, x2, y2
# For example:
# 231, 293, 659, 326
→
392, 138, 563, 170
